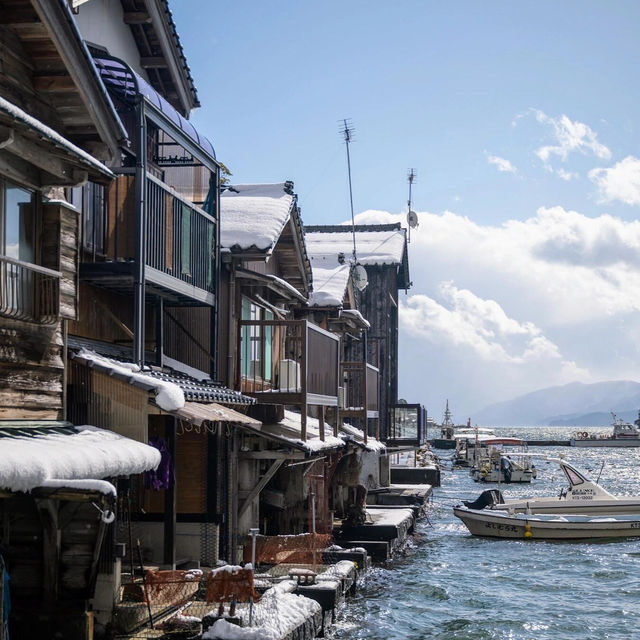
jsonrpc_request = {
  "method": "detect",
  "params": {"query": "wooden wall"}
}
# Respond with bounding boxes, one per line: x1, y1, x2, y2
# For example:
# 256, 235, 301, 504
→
0, 492, 108, 640
351, 265, 399, 440
0, 202, 78, 420
68, 364, 149, 443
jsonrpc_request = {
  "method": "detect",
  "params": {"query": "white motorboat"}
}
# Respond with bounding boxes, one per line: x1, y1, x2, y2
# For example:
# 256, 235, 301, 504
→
453, 507, 640, 540
571, 412, 640, 447
459, 457, 640, 516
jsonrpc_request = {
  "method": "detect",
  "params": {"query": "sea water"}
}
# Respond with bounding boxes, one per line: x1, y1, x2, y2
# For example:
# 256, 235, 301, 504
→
332, 426, 640, 640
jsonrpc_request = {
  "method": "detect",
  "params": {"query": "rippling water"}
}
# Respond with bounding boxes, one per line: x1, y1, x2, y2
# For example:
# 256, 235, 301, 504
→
332, 427, 640, 640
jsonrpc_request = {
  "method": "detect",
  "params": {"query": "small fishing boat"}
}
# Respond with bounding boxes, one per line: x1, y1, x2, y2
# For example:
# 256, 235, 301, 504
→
570, 412, 640, 447
470, 445, 537, 483
430, 401, 482, 449
457, 456, 640, 517
454, 434, 520, 467
453, 507, 640, 540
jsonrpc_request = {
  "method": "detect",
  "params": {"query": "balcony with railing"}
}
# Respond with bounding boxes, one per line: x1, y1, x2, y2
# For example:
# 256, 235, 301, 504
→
80, 172, 216, 306
387, 404, 428, 447
341, 361, 380, 419
0, 256, 60, 324
237, 319, 340, 407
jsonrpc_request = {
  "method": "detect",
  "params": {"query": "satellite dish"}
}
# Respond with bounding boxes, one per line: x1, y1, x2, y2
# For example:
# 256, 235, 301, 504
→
407, 210, 419, 229
353, 264, 368, 291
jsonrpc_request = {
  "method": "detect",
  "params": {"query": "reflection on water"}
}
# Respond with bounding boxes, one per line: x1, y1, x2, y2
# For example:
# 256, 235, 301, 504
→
332, 427, 640, 640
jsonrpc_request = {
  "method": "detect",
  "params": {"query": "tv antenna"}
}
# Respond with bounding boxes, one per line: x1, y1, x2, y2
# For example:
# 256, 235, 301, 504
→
340, 119, 357, 261
406, 168, 419, 242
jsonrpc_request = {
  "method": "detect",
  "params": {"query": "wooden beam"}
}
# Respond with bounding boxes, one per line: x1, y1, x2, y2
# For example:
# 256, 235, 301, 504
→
141, 56, 168, 69
164, 417, 177, 568
0, 124, 87, 184
33, 74, 77, 92
123, 11, 152, 24
238, 459, 284, 518
239, 450, 305, 460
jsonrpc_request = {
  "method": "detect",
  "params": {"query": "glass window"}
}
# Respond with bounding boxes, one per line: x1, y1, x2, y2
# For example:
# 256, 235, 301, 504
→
3, 183, 36, 263
240, 297, 274, 383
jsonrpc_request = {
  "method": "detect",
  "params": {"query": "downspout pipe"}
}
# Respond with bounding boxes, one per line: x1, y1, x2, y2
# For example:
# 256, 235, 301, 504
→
133, 96, 147, 366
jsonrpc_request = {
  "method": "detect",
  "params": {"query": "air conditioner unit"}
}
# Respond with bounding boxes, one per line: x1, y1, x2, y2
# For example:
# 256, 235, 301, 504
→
278, 359, 300, 391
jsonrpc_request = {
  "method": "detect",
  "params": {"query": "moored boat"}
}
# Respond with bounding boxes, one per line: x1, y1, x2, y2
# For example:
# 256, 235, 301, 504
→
458, 456, 640, 516
430, 400, 478, 449
453, 507, 640, 540
570, 412, 640, 447
470, 444, 537, 483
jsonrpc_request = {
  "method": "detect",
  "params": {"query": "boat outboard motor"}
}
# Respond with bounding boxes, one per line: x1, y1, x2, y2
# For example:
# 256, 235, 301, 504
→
501, 456, 512, 484
462, 489, 505, 510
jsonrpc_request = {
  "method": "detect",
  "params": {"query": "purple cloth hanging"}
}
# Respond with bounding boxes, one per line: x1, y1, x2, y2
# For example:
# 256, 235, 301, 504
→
145, 436, 173, 490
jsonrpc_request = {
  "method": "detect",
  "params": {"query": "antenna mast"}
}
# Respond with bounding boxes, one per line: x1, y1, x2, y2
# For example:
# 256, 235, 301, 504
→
340, 119, 357, 261
407, 168, 416, 243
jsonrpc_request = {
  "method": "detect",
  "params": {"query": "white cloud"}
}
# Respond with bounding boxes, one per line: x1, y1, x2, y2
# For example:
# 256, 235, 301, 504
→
531, 110, 611, 168
556, 168, 578, 181
486, 153, 517, 173
589, 155, 640, 205
353, 206, 640, 413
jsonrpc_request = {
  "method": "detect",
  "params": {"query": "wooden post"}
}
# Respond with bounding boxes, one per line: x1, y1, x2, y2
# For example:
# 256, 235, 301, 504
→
164, 416, 177, 568
319, 406, 325, 442
36, 499, 60, 605
155, 297, 164, 367
301, 321, 308, 441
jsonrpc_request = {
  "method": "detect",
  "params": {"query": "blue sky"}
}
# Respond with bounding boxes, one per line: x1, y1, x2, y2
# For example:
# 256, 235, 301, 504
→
174, 1, 640, 420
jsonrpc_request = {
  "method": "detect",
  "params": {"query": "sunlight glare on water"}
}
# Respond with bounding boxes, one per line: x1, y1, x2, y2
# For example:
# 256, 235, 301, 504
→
331, 426, 640, 640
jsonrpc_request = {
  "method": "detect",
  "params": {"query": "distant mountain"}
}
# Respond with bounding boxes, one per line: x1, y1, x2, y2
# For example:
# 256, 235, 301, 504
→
473, 381, 640, 426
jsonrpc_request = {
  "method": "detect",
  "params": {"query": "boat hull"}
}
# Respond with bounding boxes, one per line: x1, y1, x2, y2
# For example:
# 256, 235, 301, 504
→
493, 498, 640, 516
571, 438, 640, 447
453, 507, 640, 540
431, 438, 456, 449
472, 469, 533, 483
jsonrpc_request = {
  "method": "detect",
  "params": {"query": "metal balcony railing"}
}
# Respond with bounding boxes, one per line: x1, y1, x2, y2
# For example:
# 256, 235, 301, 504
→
237, 319, 339, 404
341, 361, 380, 415
101, 173, 216, 295
0, 255, 60, 324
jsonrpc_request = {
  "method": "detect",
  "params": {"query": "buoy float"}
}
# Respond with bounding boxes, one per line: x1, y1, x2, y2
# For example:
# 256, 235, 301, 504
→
524, 523, 533, 539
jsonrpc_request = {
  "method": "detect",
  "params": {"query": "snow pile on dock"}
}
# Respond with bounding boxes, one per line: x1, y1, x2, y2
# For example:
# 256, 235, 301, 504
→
203, 580, 321, 640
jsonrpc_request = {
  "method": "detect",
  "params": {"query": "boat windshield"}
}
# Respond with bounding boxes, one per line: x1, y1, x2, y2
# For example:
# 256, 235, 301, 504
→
562, 464, 586, 486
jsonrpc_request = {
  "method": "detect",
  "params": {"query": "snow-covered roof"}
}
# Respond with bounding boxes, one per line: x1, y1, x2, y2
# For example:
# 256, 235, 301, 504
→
0, 96, 114, 181
340, 308, 370, 330
220, 183, 296, 252
307, 264, 351, 308
339, 422, 386, 452
71, 348, 255, 408
259, 410, 383, 453
0, 423, 160, 494
72, 349, 186, 412
305, 226, 406, 267
261, 410, 346, 453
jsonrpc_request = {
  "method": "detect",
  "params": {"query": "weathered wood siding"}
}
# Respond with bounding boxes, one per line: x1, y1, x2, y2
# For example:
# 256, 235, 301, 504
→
41, 202, 79, 320
1, 493, 108, 639
0, 203, 78, 420
67, 363, 149, 443
351, 265, 399, 440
